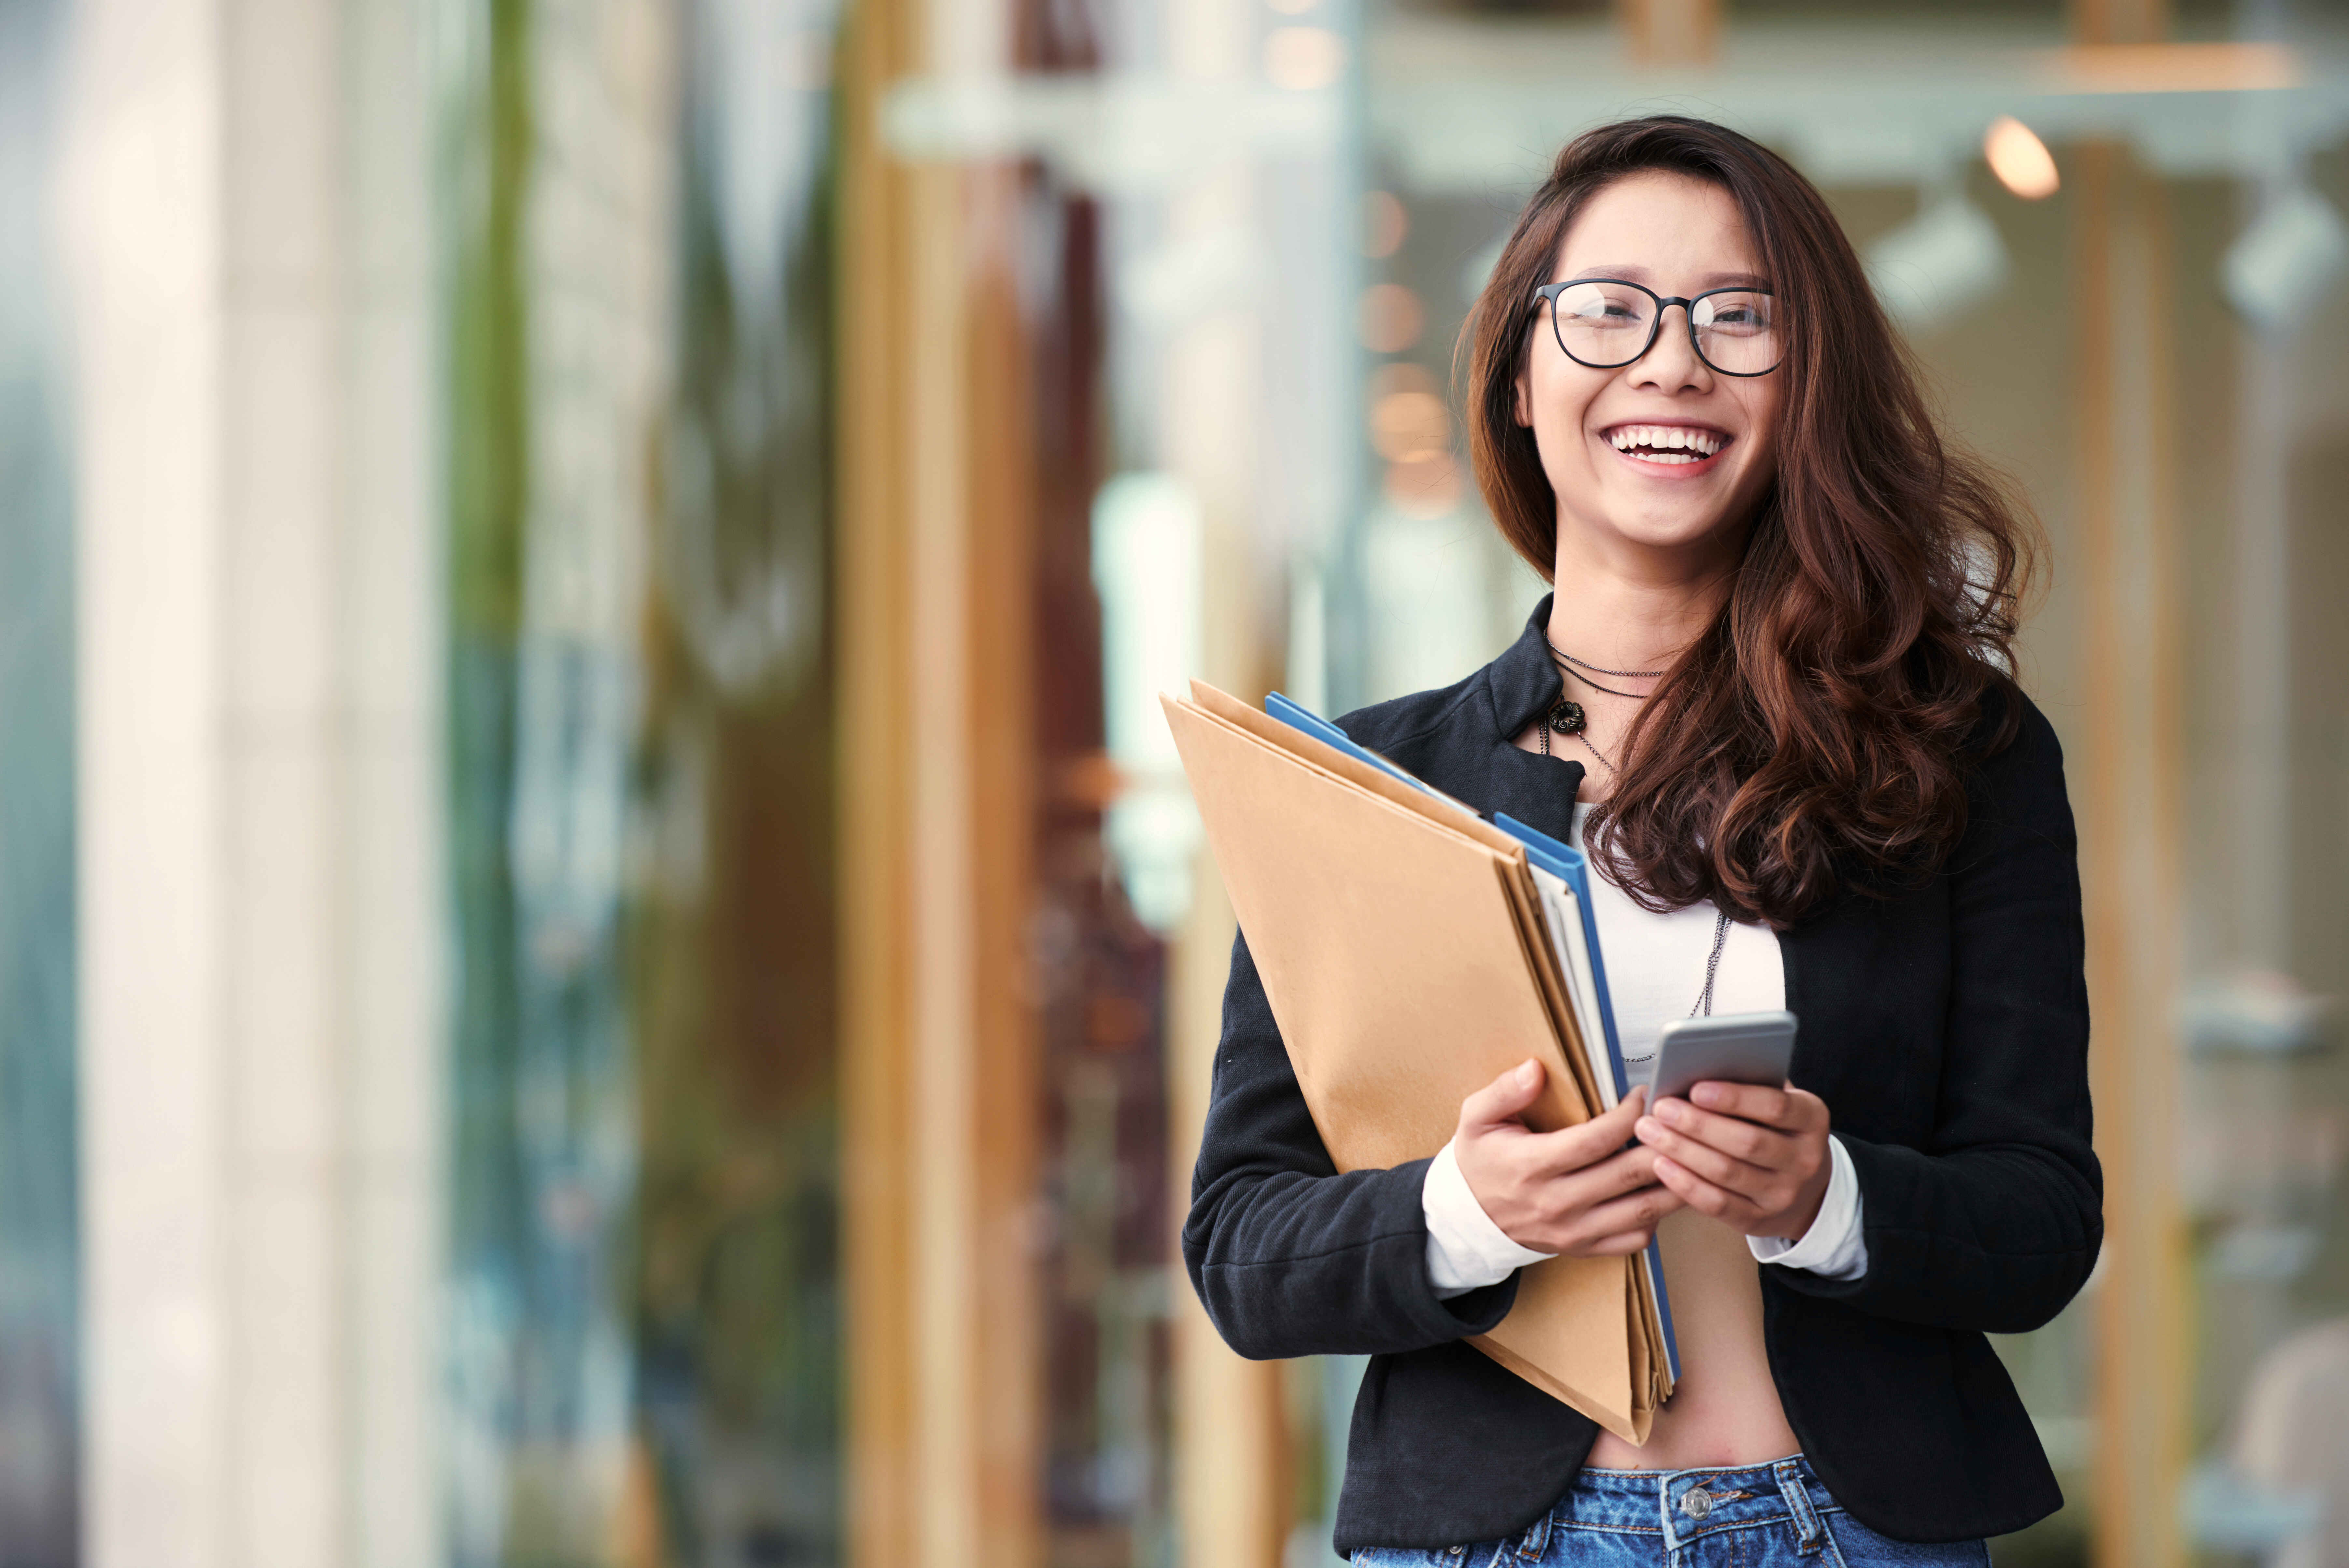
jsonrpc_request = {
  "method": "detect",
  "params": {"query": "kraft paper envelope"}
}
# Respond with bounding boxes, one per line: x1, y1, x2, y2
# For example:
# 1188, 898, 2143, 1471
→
1180, 683, 1607, 1124
1165, 687, 1671, 1442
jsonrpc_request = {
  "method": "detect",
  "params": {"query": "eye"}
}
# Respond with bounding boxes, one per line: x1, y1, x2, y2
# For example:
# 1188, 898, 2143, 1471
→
1554, 282, 1652, 328
1696, 292, 1773, 333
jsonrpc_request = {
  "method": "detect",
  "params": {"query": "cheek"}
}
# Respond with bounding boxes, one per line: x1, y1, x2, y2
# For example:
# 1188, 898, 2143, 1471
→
1527, 362, 1601, 458
1736, 389, 1784, 468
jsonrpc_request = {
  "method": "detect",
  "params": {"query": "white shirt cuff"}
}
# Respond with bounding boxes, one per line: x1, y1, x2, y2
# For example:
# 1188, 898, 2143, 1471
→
1748, 1134, 1867, 1280
1423, 1138, 1555, 1300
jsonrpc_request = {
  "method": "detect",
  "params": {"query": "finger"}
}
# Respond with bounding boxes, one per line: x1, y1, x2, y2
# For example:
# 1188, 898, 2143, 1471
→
1532, 1143, 1667, 1215
1684, 1080, 1802, 1128
1459, 1058, 1546, 1133
1651, 1155, 1753, 1223
1518, 1088, 1647, 1176
1634, 1114, 1772, 1194
1589, 1140, 1668, 1197
1569, 1180, 1684, 1242
1647, 1097, 1786, 1168
1578, 1229, 1660, 1257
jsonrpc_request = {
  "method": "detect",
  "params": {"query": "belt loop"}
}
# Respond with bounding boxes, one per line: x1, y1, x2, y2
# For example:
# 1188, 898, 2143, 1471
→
1513, 1502, 1553, 1562
1774, 1458, 1824, 1555
1657, 1471, 1683, 1553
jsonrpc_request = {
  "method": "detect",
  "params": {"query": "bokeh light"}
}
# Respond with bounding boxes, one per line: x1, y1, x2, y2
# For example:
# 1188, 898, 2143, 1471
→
1357, 283, 1425, 354
1985, 115, 2061, 200
1263, 25, 1344, 91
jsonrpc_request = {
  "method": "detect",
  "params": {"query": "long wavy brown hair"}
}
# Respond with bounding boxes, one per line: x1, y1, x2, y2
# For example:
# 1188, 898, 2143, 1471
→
1463, 116, 2038, 927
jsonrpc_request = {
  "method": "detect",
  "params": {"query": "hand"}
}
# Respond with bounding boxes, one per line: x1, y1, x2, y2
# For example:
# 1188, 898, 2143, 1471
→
1634, 1081, 1833, 1240
1453, 1060, 1683, 1257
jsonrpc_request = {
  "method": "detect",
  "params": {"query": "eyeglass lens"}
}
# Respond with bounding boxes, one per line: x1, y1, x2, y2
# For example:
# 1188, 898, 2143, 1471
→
1548, 281, 1781, 375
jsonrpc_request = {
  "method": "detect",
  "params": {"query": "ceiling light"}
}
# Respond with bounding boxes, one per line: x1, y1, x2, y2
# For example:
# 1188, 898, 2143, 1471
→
2224, 188, 2349, 332
1865, 198, 2010, 335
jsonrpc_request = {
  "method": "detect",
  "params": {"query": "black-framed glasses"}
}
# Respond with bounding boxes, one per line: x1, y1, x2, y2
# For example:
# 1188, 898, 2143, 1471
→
1531, 278, 1782, 377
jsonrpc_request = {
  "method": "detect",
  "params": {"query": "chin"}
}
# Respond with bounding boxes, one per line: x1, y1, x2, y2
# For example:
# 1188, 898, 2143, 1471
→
1610, 508, 1747, 554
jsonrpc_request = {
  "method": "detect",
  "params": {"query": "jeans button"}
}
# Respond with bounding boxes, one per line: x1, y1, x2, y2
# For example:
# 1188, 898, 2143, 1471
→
1679, 1486, 1714, 1519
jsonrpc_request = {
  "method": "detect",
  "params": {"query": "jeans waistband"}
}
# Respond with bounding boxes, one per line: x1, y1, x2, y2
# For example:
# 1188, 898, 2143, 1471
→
1512, 1455, 1842, 1558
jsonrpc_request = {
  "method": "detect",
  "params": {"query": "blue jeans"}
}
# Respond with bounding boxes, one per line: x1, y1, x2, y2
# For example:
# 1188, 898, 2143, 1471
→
1350, 1457, 1990, 1567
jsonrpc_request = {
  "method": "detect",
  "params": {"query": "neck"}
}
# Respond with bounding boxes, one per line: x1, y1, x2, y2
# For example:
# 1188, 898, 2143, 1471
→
1544, 519, 1740, 671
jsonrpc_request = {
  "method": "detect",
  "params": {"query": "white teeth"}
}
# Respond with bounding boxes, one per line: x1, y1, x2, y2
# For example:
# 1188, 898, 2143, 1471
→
1607, 424, 1724, 459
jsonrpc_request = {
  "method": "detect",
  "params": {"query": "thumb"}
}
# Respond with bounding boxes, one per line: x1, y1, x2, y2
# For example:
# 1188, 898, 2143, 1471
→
1460, 1058, 1545, 1133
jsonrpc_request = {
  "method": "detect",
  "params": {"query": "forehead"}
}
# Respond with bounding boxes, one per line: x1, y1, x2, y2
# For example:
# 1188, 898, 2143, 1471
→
1553, 171, 1759, 284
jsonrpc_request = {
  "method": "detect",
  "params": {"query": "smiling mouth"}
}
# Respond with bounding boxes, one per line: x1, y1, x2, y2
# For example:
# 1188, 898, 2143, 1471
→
1604, 423, 1731, 467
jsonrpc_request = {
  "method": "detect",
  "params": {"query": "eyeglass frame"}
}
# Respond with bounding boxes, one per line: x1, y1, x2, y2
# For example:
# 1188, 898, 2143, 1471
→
1530, 277, 1783, 378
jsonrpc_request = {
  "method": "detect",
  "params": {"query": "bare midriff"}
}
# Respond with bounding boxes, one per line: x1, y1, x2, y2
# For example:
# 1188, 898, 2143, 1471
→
1584, 1208, 1800, 1470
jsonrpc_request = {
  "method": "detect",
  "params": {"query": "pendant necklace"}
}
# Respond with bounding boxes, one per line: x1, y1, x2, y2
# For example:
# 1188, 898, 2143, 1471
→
1537, 710, 1618, 776
1540, 640, 1660, 775
1540, 640, 1728, 1013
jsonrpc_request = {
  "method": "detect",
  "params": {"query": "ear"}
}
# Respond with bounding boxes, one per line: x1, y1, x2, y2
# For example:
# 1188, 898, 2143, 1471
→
1512, 364, 1533, 428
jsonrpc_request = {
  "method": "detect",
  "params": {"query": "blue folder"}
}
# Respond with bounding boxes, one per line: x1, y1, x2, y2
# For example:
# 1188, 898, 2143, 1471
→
1490, 814, 1627, 1101
1266, 692, 1465, 809
1265, 691, 1680, 1385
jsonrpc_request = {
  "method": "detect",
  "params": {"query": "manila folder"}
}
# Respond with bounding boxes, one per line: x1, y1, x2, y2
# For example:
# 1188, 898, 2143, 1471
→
1165, 694, 1653, 1443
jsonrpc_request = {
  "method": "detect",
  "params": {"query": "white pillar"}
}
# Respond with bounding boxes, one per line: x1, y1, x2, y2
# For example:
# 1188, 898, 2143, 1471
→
338, 0, 442, 1554
65, 0, 439, 1556
65, 0, 230, 1553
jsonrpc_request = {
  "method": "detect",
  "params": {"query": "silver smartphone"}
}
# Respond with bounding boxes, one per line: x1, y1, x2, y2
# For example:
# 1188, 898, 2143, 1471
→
1648, 1010, 1799, 1104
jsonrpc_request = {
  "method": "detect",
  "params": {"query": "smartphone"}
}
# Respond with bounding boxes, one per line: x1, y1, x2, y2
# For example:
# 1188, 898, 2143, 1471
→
1648, 1010, 1798, 1105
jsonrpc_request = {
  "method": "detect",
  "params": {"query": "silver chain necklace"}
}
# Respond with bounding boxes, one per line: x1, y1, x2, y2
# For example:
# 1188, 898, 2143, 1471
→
1690, 910, 1730, 1017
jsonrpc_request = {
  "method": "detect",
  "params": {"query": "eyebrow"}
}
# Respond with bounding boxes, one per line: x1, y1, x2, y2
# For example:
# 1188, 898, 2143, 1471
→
1567, 264, 1770, 290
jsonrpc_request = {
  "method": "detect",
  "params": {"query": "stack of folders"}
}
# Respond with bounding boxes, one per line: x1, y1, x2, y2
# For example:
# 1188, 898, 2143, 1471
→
1164, 680, 1679, 1444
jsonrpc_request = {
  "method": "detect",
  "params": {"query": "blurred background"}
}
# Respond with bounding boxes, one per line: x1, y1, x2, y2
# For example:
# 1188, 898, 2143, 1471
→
3, 0, 2349, 1564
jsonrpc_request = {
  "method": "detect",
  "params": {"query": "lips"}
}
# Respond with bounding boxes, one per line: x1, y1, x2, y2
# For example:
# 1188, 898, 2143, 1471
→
1602, 422, 1732, 470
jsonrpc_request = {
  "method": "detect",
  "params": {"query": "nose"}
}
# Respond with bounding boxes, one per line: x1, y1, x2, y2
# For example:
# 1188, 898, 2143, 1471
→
1630, 300, 1711, 393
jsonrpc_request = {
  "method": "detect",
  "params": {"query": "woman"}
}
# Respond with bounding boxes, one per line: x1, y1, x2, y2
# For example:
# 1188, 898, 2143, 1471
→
1183, 117, 2099, 1566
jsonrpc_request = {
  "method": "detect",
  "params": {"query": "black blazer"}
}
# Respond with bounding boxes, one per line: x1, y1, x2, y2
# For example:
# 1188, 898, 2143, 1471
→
1182, 598, 2101, 1554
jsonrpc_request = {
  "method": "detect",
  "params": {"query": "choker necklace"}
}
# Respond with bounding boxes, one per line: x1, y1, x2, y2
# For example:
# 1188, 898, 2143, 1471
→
1553, 659, 1646, 701
1546, 638, 1666, 680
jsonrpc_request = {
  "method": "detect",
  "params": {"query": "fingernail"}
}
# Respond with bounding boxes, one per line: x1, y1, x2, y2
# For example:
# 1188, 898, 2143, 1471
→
1656, 1100, 1683, 1124
1517, 1061, 1539, 1087
1690, 1084, 1722, 1108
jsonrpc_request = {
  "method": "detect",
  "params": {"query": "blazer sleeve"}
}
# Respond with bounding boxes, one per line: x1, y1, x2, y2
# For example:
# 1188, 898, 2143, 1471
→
1769, 699, 2104, 1334
1180, 929, 1521, 1359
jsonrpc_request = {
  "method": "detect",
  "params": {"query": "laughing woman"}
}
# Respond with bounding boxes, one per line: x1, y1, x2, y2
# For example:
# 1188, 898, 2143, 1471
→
1183, 117, 2099, 1567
